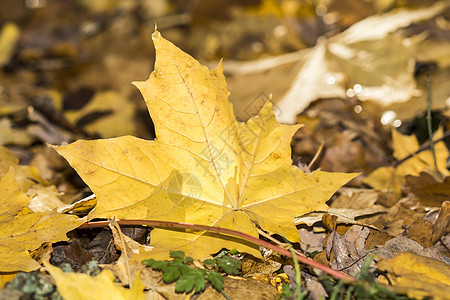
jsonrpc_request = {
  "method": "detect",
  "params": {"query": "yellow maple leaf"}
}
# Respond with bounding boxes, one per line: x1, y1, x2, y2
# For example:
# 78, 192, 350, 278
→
377, 252, 450, 300
0, 167, 84, 272
53, 30, 356, 259
363, 128, 449, 194
45, 262, 145, 300
0, 146, 41, 191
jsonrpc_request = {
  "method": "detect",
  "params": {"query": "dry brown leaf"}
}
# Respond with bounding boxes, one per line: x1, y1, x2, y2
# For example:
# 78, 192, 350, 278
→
377, 236, 449, 264
404, 172, 450, 208
326, 225, 373, 276
431, 201, 450, 244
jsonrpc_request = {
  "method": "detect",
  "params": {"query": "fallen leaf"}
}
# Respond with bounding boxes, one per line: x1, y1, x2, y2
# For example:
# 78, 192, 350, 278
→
198, 276, 279, 300
0, 146, 42, 191
0, 118, 33, 146
104, 221, 155, 288
86, 230, 119, 265
297, 225, 326, 253
275, 2, 448, 123
292, 101, 391, 184
50, 239, 93, 271
53, 30, 357, 259
431, 201, 450, 244
363, 128, 449, 194
326, 225, 372, 276
0, 167, 84, 272
377, 236, 449, 264
404, 172, 450, 208
240, 252, 282, 283
64, 90, 136, 138
59, 194, 97, 215
0, 22, 20, 67
26, 185, 67, 213
275, 38, 345, 123
370, 204, 435, 247
377, 252, 450, 300
0, 274, 16, 289
295, 207, 383, 229
331, 188, 381, 210
45, 262, 145, 300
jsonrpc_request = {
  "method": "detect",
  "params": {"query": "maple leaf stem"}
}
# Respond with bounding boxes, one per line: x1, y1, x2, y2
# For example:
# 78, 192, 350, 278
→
79, 219, 355, 282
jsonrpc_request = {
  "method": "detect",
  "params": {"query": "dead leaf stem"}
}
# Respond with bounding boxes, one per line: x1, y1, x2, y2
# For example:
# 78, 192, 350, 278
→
108, 219, 132, 288
80, 219, 355, 282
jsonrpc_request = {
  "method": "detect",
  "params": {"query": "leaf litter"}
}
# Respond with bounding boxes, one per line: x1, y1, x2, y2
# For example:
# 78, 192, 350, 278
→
0, 1, 449, 299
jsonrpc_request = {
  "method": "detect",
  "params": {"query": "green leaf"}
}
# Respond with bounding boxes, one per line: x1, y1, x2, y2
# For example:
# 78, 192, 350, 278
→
203, 259, 216, 266
142, 259, 168, 270
175, 269, 205, 293
163, 266, 180, 283
228, 249, 239, 255
171, 258, 184, 266
169, 251, 185, 259
207, 271, 224, 292
217, 256, 241, 275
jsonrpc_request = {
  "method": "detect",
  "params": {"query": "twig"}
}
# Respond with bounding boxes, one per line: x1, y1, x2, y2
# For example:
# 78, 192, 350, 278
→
308, 139, 325, 170
79, 219, 355, 282
108, 219, 132, 288
426, 73, 438, 172
257, 228, 306, 258
393, 130, 450, 167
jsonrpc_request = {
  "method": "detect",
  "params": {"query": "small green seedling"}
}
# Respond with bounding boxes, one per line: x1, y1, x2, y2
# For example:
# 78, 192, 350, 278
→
142, 250, 241, 297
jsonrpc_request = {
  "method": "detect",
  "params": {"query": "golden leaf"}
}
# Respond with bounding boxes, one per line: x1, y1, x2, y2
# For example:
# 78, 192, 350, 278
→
0, 167, 84, 272
53, 30, 356, 259
377, 252, 450, 300
45, 262, 145, 300
363, 128, 449, 194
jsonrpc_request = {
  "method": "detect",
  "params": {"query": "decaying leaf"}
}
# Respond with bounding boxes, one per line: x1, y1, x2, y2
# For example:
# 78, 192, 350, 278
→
0, 168, 84, 272
431, 201, 450, 244
326, 225, 373, 276
377, 236, 449, 264
377, 252, 450, 300
103, 221, 155, 288
53, 30, 357, 259
45, 262, 145, 300
370, 203, 435, 247
404, 172, 450, 208
363, 128, 449, 194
